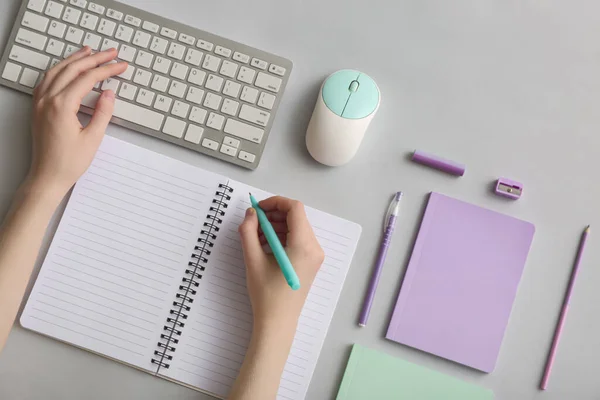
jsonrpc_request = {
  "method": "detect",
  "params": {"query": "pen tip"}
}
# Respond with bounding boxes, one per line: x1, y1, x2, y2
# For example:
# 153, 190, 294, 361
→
586, 225, 591, 233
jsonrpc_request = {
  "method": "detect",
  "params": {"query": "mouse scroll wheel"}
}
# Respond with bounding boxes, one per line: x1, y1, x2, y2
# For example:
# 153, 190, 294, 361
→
348, 80, 359, 92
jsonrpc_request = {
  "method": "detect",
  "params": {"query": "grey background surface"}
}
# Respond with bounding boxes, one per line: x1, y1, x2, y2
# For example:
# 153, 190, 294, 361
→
0, 0, 598, 399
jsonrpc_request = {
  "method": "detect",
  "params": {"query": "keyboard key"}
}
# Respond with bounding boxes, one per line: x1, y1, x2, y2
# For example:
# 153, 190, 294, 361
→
167, 42, 185, 60
80, 12, 99, 30
150, 36, 168, 54
168, 81, 187, 98
239, 104, 270, 127
65, 26, 84, 45
135, 50, 154, 68
136, 87, 155, 106
185, 86, 204, 105
185, 124, 203, 144
81, 91, 165, 130
20, 68, 40, 88
23, 12, 50, 35
202, 54, 220, 72
87, 2, 105, 14
240, 86, 258, 104
154, 94, 172, 112
152, 56, 171, 74
48, 21, 67, 38
70, 0, 87, 8
203, 92, 221, 110
115, 25, 134, 42
178, 33, 195, 46
17, 28, 48, 51
220, 144, 237, 157
106, 8, 123, 20
133, 69, 152, 86
163, 116, 186, 138
172, 100, 190, 119
238, 151, 256, 163
49, 58, 60, 68
100, 38, 119, 51
118, 64, 135, 80
118, 82, 137, 100
98, 18, 116, 36
184, 48, 203, 66
27, 0, 46, 13
258, 91, 276, 110
101, 77, 119, 92
250, 58, 267, 70
9, 45, 50, 70
118, 44, 136, 62
223, 80, 241, 98
223, 136, 240, 148
205, 74, 223, 92
44, 2, 63, 20
206, 112, 225, 130
224, 118, 264, 144
214, 46, 231, 58
221, 99, 239, 116
187, 68, 206, 86
268, 64, 286, 76
219, 60, 238, 78
232, 52, 249, 64
133, 30, 151, 48
170, 62, 188, 80
161, 27, 177, 39
237, 66, 255, 84
124, 15, 141, 27
150, 74, 169, 92
63, 44, 80, 58
189, 106, 207, 124
196, 39, 213, 52
142, 21, 159, 33
202, 138, 218, 150
2, 62, 22, 82
46, 38, 65, 57
255, 72, 282, 93
63, 7, 81, 25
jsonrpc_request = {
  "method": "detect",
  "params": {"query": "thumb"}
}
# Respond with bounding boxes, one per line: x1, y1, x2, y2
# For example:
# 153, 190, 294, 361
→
84, 89, 115, 139
238, 207, 265, 266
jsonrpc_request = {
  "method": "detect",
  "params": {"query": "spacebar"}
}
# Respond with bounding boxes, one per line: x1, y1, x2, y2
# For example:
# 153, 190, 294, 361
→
81, 92, 165, 131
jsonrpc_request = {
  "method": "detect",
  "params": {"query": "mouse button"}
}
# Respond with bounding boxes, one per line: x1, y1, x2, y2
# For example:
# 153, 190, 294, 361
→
349, 80, 360, 92
321, 70, 360, 116
342, 73, 379, 119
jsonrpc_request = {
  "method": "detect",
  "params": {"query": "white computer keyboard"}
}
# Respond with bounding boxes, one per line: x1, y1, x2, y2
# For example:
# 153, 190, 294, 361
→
0, 0, 293, 169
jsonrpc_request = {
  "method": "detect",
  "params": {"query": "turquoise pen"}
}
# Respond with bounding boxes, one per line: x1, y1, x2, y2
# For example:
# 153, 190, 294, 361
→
249, 193, 300, 290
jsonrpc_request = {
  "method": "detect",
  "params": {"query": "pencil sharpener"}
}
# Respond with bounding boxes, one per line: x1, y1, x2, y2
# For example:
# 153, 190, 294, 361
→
495, 178, 523, 200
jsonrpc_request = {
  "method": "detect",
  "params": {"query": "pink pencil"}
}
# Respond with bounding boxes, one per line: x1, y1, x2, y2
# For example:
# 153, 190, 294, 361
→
540, 225, 590, 390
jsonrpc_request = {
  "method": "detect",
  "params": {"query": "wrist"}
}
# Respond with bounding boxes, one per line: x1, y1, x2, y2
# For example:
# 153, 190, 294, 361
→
19, 176, 68, 209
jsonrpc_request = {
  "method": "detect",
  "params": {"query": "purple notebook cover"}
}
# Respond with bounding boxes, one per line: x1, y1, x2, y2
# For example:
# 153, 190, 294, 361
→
386, 192, 535, 373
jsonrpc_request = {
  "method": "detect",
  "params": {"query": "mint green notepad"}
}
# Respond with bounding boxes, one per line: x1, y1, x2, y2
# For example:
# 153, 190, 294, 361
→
336, 345, 494, 400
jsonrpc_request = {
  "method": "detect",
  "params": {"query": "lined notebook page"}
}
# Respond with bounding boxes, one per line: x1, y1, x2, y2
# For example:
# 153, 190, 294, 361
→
162, 181, 362, 399
21, 136, 225, 371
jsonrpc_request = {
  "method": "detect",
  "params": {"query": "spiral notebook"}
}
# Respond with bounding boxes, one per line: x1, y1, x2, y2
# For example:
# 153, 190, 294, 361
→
20, 136, 362, 400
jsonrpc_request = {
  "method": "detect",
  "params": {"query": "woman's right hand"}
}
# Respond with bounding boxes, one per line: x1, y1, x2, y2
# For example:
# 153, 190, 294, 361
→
238, 196, 325, 335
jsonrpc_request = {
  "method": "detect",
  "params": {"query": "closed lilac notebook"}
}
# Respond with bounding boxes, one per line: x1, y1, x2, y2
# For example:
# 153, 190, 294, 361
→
386, 192, 535, 373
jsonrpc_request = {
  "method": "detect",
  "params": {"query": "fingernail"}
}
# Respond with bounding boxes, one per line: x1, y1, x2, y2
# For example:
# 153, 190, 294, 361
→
103, 90, 115, 101
246, 207, 255, 217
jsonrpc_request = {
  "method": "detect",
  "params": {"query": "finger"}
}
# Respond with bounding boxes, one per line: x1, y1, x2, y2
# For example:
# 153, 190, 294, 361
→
48, 48, 120, 96
267, 221, 288, 233
36, 46, 92, 98
259, 232, 287, 246
62, 62, 128, 108
265, 211, 286, 222
84, 89, 115, 141
259, 196, 310, 230
238, 208, 266, 266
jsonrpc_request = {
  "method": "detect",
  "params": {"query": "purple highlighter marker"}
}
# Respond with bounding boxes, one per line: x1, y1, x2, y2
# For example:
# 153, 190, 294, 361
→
358, 192, 403, 327
412, 150, 466, 176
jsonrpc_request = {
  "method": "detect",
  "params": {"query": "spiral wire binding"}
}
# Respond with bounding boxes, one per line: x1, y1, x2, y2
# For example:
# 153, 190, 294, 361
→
151, 183, 234, 370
